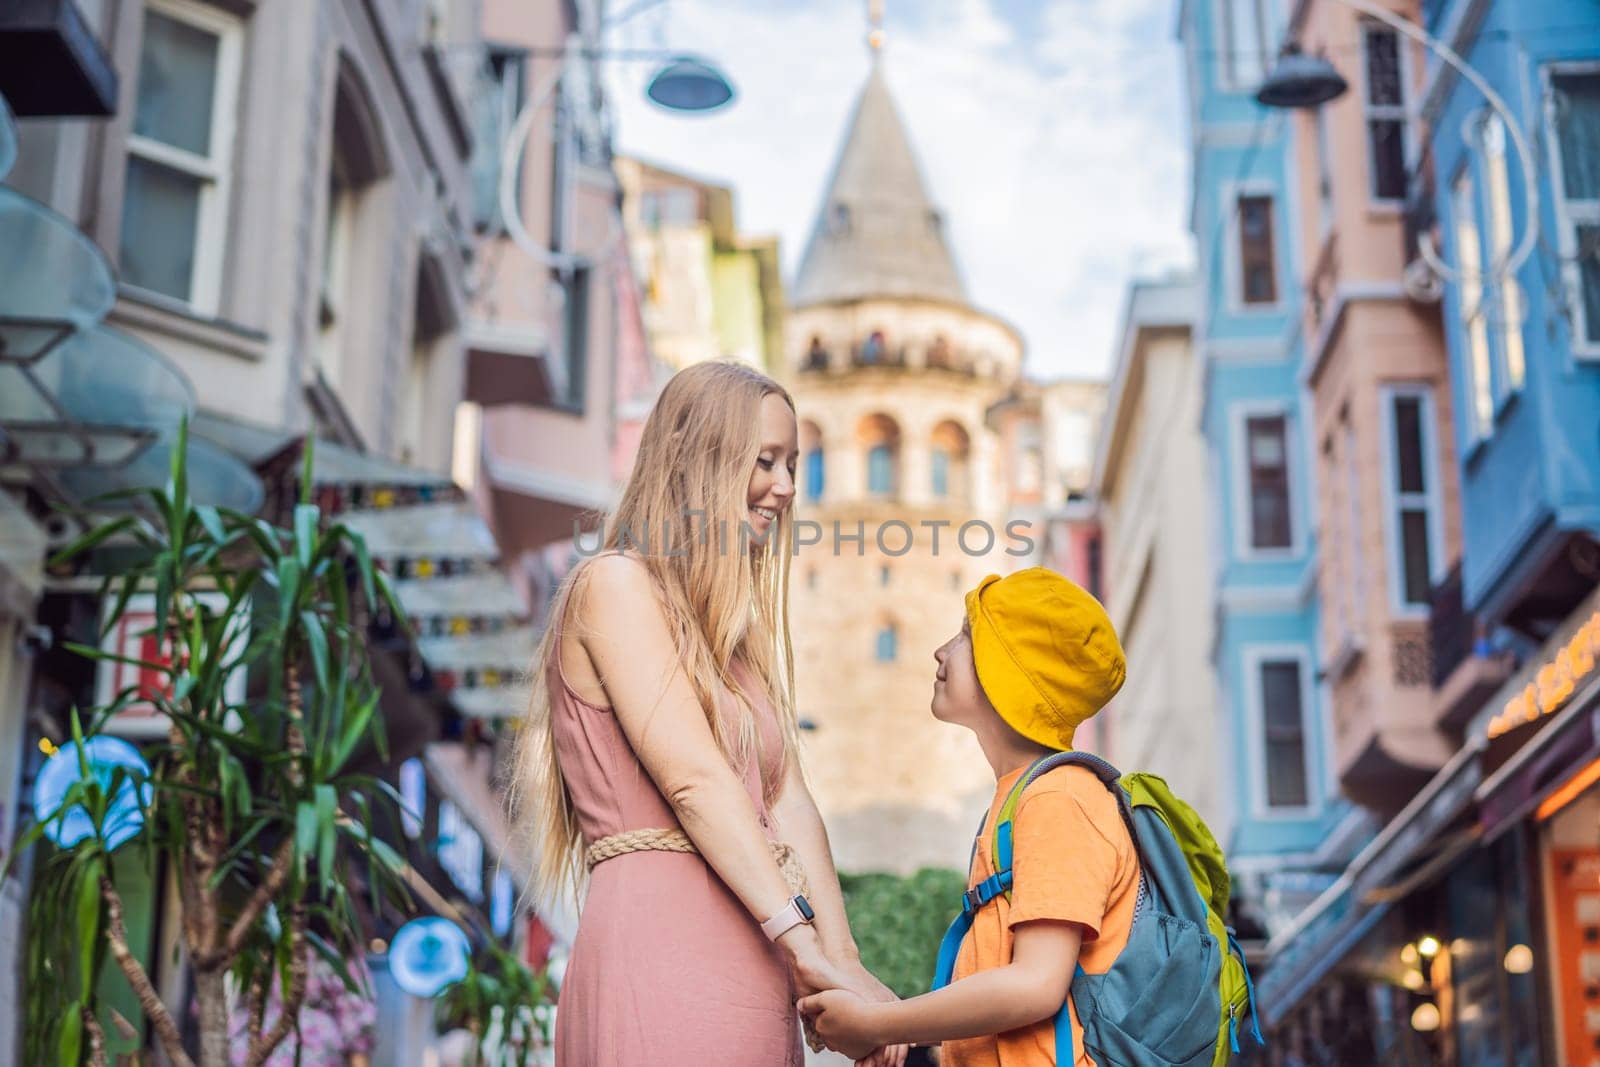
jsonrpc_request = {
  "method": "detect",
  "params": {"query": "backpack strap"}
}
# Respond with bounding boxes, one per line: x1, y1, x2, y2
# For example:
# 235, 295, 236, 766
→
989, 751, 1146, 900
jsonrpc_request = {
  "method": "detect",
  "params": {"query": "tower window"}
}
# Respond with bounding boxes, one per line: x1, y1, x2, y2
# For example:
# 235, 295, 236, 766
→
875, 622, 898, 663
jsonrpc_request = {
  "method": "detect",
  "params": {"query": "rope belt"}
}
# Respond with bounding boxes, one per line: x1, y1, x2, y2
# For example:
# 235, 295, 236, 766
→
584, 827, 824, 1053
585, 827, 812, 897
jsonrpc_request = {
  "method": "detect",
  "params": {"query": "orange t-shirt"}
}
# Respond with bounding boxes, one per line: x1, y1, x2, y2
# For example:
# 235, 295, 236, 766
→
941, 763, 1141, 1067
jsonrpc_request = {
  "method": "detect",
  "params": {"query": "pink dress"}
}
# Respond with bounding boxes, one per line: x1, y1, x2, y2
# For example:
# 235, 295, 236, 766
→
549, 628, 803, 1066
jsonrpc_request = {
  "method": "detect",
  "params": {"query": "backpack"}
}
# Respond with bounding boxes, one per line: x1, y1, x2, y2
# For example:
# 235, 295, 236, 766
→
931, 751, 1264, 1066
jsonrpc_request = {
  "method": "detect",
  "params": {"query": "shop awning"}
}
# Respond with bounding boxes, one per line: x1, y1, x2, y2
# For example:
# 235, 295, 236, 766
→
1255, 741, 1484, 1025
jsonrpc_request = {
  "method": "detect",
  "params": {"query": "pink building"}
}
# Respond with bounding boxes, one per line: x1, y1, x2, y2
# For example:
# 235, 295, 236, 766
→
1291, 0, 1469, 814
462, 0, 661, 620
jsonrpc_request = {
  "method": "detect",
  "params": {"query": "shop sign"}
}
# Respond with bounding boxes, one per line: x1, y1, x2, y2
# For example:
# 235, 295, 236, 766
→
95, 592, 248, 738
1487, 610, 1600, 740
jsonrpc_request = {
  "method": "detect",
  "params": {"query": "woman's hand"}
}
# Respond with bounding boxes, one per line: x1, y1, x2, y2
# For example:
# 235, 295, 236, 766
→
780, 927, 856, 999
797, 990, 882, 1062
837, 965, 907, 1067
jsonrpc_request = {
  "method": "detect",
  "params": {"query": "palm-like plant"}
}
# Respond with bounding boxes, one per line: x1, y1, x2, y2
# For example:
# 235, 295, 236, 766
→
434, 941, 555, 1066
11, 425, 414, 1066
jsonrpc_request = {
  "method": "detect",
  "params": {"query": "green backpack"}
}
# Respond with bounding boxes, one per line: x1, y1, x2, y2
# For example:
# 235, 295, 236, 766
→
932, 751, 1263, 1066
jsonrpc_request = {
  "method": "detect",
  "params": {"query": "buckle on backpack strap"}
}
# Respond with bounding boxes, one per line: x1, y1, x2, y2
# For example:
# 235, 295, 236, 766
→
962, 872, 1011, 915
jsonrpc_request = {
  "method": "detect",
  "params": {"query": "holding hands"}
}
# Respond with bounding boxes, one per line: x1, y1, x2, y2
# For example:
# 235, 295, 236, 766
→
784, 935, 907, 1067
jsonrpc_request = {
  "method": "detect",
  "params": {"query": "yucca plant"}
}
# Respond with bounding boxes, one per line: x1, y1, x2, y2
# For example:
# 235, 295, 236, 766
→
10, 424, 414, 1066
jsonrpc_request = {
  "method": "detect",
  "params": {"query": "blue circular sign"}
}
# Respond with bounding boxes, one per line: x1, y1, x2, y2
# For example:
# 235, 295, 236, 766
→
389, 917, 471, 998
32, 736, 153, 850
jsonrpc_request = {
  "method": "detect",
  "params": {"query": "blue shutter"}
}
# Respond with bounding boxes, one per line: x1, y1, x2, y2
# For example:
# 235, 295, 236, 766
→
931, 448, 949, 497
876, 624, 898, 662
806, 448, 825, 499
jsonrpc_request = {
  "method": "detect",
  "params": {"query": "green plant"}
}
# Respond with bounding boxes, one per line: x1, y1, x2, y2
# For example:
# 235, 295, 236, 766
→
435, 940, 555, 1066
839, 867, 967, 998
9, 425, 412, 1067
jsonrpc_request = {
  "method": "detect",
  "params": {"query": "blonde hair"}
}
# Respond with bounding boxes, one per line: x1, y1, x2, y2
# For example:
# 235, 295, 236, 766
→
507, 361, 800, 900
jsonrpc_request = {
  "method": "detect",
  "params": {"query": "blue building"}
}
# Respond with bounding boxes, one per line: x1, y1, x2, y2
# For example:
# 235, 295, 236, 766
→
1238, 2, 1600, 1061
1176, 0, 1366, 952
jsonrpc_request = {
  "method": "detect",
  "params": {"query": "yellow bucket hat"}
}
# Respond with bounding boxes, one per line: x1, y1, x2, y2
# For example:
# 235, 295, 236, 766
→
963, 568, 1126, 752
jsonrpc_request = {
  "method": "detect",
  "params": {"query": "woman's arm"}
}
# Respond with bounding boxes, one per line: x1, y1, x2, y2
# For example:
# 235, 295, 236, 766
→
574, 556, 838, 982
799, 921, 1083, 1058
769, 756, 858, 964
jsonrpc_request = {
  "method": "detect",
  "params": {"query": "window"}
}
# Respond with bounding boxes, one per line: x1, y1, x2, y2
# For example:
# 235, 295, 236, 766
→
931, 448, 950, 497
119, 2, 241, 311
879, 565, 891, 588
1361, 23, 1409, 203
868, 444, 894, 496
1258, 658, 1310, 809
805, 448, 825, 500
1453, 169, 1494, 436
1381, 388, 1441, 610
1244, 414, 1293, 550
490, 868, 515, 938
1220, 0, 1271, 90
470, 47, 526, 230
1548, 70, 1600, 352
1341, 416, 1364, 633
1236, 194, 1279, 306
1315, 107, 1336, 237
829, 202, 852, 236
861, 331, 886, 364
1482, 117, 1527, 387
875, 622, 898, 663
639, 187, 699, 227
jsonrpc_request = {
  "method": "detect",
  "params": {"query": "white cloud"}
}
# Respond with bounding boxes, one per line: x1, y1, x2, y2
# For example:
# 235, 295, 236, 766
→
603, 0, 1194, 380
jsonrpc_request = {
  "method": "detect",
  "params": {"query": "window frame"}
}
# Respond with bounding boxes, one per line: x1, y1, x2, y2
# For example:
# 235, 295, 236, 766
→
469, 44, 528, 232
1241, 644, 1319, 819
1377, 384, 1446, 618
1357, 20, 1414, 208
1450, 164, 1496, 442
867, 443, 895, 498
1216, 0, 1272, 93
1541, 61, 1600, 360
804, 446, 825, 501
1480, 115, 1527, 395
121, 0, 244, 315
1222, 181, 1284, 314
1228, 401, 1302, 561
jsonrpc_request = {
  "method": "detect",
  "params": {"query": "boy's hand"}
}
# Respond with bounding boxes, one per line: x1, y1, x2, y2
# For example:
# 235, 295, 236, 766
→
798, 989, 881, 1061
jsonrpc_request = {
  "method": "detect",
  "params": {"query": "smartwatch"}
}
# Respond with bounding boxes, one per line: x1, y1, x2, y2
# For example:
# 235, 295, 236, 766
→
760, 895, 816, 941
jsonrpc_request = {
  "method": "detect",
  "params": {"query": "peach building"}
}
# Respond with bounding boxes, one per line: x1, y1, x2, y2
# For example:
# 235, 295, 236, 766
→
1290, 0, 1465, 814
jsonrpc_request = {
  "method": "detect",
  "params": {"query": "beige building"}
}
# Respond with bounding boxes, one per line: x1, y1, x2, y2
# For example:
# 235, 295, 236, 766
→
785, 60, 1027, 875
615, 155, 784, 373
1090, 276, 1222, 831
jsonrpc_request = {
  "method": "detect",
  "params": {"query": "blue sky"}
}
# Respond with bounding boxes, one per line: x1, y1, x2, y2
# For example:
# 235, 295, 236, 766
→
603, 0, 1197, 380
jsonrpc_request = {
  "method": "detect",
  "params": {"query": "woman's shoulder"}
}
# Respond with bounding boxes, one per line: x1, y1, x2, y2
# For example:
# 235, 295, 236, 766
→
567, 552, 662, 620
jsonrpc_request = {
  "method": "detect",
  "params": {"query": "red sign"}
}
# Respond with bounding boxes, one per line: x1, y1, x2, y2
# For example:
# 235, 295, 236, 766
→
95, 592, 246, 737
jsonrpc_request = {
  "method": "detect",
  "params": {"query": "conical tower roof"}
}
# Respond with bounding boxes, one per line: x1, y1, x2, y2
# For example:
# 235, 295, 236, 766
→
792, 64, 967, 307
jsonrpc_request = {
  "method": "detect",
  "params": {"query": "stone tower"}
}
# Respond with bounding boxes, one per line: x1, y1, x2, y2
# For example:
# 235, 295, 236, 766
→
786, 53, 1026, 874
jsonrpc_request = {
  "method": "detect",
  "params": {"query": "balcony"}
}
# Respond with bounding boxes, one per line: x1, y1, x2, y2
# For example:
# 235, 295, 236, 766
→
1429, 562, 1515, 735
799, 334, 981, 376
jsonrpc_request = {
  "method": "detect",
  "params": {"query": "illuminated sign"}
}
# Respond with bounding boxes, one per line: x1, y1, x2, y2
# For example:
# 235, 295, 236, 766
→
1487, 611, 1600, 740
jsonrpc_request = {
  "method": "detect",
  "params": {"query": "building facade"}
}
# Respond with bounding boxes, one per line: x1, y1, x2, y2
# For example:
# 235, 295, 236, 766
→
615, 155, 784, 374
1248, 1, 1600, 1062
785, 59, 1027, 875
1291, 0, 1466, 816
0, 0, 630, 1060
1090, 276, 1222, 831
1178, 0, 1361, 951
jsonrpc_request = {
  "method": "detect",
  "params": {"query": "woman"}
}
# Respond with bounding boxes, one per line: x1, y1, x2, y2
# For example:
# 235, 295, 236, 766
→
510, 361, 904, 1066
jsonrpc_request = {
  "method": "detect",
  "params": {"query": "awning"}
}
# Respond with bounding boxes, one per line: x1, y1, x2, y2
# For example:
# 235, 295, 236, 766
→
1254, 740, 1483, 1025
232, 435, 536, 723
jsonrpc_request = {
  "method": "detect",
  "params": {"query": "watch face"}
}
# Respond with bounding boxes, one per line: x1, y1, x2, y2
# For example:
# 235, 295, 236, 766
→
795, 895, 815, 922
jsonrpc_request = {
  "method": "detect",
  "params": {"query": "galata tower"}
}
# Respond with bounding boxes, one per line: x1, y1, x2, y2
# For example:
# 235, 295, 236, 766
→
786, 47, 1027, 875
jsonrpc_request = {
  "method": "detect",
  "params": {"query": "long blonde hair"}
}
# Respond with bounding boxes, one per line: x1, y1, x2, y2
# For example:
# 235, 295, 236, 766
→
507, 361, 800, 899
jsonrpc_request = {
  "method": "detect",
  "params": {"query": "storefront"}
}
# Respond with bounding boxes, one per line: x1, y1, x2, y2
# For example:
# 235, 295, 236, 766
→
1256, 592, 1600, 1064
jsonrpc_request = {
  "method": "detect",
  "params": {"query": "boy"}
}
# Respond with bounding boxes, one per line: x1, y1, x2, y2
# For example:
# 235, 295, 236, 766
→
800, 568, 1139, 1066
